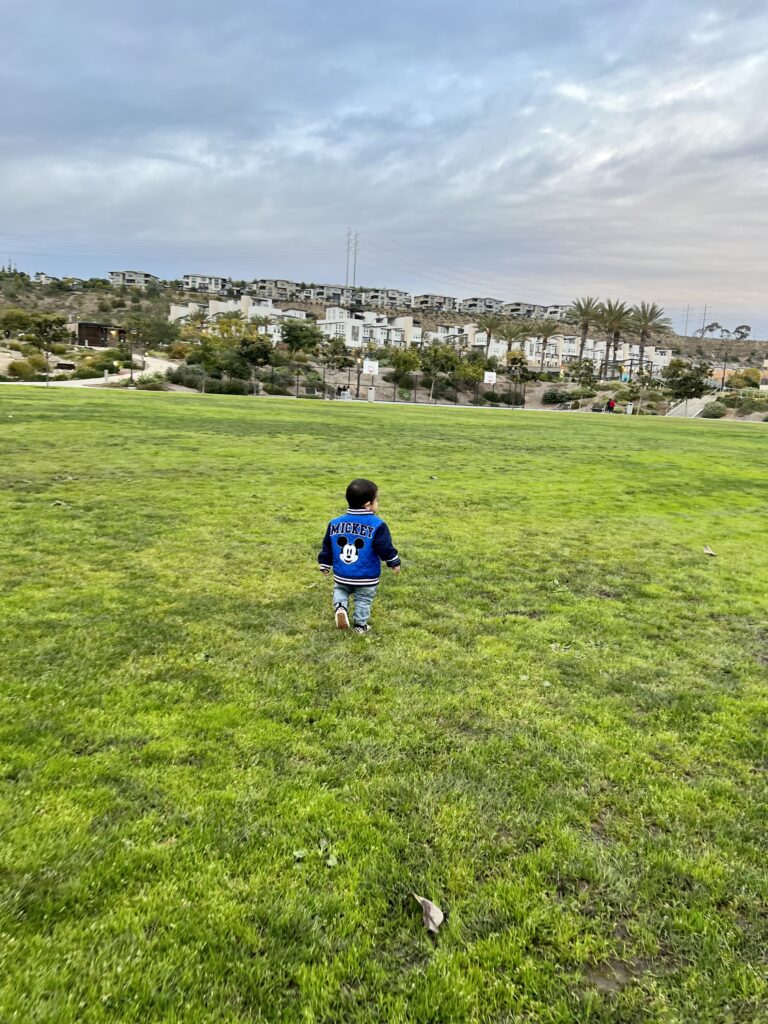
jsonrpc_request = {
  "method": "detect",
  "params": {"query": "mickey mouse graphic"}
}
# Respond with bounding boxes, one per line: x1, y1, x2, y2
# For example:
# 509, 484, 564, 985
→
337, 535, 365, 564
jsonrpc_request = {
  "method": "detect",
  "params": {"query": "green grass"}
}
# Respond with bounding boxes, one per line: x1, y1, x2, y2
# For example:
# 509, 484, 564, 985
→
1, 389, 766, 1024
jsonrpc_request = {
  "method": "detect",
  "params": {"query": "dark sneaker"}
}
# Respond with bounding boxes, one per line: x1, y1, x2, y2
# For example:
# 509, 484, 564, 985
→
334, 604, 350, 630
354, 623, 371, 634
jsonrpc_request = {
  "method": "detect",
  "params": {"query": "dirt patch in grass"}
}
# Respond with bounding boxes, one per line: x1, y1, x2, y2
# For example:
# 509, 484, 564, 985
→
584, 956, 654, 994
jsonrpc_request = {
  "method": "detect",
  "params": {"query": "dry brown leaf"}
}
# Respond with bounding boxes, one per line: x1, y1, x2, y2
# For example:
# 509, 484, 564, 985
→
412, 893, 445, 933
703, 545, 717, 557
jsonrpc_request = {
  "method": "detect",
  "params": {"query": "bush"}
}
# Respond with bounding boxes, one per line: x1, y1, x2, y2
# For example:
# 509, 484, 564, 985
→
262, 384, 290, 396
595, 383, 614, 391
72, 366, 102, 379
7, 359, 35, 379
398, 388, 411, 401
483, 390, 501, 403
135, 373, 167, 391
701, 401, 727, 419
541, 387, 568, 404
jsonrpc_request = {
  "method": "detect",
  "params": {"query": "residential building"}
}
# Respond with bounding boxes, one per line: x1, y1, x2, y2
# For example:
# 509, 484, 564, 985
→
413, 294, 459, 312
249, 279, 300, 302
33, 272, 60, 285
501, 301, 548, 319
109, 270, 159, 289
66, 321, 127, 347
358, 288, 413, 309
317, 308, 421, 349
182, 274, 231, 293
459, 297, 504, 315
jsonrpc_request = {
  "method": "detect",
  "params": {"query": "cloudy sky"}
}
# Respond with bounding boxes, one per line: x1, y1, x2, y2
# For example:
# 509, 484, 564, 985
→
2, 0, 767, 334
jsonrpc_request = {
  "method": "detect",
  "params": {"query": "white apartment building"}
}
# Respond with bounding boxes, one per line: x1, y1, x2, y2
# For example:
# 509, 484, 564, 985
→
459, 297, 504, 315
520, 334, 673, 375
318, 307, 422, 349
501, 301, 547, 319
109, 270, 160, 289
413, 294, 459, 312
182, 274, 231, 293
33, 272, 60, 285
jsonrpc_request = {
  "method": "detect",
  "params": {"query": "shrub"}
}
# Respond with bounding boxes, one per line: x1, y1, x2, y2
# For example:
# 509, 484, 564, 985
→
398, 388, 411, 401
72, 366, 102, 379
595, 383, 614, 391
498, 391, 524, 406
7, 359, 35, 379
483, 390, 501, 403
541, 387, 568, 404
8, 341, 24, 352
167, 342, 192, 361
701, 401, 727, 419
262, 384, 290, 396
135, 373, 167, 391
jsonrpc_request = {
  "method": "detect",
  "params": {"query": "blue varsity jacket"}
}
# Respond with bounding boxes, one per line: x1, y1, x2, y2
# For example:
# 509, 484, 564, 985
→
318, 508, 401, 586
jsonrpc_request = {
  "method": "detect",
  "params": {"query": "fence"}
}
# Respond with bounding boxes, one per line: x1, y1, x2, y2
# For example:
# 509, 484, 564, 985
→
257, 365, 527, 408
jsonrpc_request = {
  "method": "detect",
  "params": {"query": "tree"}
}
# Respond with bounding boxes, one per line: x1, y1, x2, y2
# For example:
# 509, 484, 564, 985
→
390, 347, 420, 383
236, 336, 274, 394
419, 343, 460, 401
733, 325, 751, 341
569, 358, 597, 388
631, 301, 671, 374
497, 321, 530, 364
597, 300, 634, 378
475, 314, 504, 358
0, 306, 35, 336
319, 336, 353, 371
567, 297, 602, 361
662, 359, 713, 401
30, 314, 68, 349
124, 311, 180, 349
532, 319, 562, 372
281, 319, 324, 358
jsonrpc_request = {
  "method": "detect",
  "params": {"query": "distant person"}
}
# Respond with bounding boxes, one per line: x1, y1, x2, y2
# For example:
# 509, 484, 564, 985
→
606, 397, 616, 414
318, 478, 401, 634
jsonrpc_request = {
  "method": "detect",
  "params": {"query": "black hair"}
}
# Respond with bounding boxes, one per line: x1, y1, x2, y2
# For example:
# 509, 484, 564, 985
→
346, 478, 378, 508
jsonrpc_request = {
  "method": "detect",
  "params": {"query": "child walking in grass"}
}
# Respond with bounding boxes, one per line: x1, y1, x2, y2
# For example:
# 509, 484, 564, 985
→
318, 478, 401, 634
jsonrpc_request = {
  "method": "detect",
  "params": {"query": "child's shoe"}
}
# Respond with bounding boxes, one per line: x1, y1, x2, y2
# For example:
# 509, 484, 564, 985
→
354, 622, 371, 634
334, 604, 350, 629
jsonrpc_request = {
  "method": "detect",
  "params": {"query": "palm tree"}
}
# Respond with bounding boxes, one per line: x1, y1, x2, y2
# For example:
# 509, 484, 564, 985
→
597, 300, 634, 378
631, 302, 672, 374
475, 314, 504, 358
567, 297, 602, 361
185, 307, 211, 334
533, 319, 562, 372
497, 321, 530, 366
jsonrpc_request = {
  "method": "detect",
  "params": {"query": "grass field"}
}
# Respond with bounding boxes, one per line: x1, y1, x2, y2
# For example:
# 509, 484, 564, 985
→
1, 389, 766, 1024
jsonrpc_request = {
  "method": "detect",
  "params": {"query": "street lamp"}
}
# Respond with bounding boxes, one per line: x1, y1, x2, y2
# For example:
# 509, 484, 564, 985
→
355, 354, 362, 398
129, 329, 137, 385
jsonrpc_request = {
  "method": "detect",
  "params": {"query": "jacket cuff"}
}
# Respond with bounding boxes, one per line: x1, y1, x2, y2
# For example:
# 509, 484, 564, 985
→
387, 555, 401, 567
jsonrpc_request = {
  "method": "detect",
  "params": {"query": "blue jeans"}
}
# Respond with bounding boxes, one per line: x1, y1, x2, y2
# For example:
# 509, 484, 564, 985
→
333, 583, 378, 625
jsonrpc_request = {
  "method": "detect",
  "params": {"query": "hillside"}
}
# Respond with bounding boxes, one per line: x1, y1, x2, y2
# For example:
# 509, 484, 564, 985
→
2, 273, 766, 366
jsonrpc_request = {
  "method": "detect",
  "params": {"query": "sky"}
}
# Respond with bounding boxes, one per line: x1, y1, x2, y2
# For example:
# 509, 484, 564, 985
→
2, 0, 767, 336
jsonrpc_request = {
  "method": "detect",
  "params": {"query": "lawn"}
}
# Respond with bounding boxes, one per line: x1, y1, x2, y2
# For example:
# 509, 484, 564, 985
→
1, 389, 766, 1024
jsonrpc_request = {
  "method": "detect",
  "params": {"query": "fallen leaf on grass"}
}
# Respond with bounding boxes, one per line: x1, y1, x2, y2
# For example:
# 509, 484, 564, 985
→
293, 849, 307, 862
325, 854, 338, 868
412, 894, 445, 934
703, 545, 717, 557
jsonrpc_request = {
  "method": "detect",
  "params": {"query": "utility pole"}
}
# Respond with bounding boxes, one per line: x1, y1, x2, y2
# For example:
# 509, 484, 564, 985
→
683, 304, 690, 337
352, 231, 359, 287
345, 228, 352, 286
700, 304, 708, 335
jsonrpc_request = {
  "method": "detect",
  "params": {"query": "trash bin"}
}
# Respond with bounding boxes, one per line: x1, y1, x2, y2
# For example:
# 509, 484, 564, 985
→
367, 386, 376, 402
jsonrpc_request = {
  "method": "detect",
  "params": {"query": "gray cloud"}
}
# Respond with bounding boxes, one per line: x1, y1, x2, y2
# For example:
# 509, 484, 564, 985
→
2, 0, 768, 334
